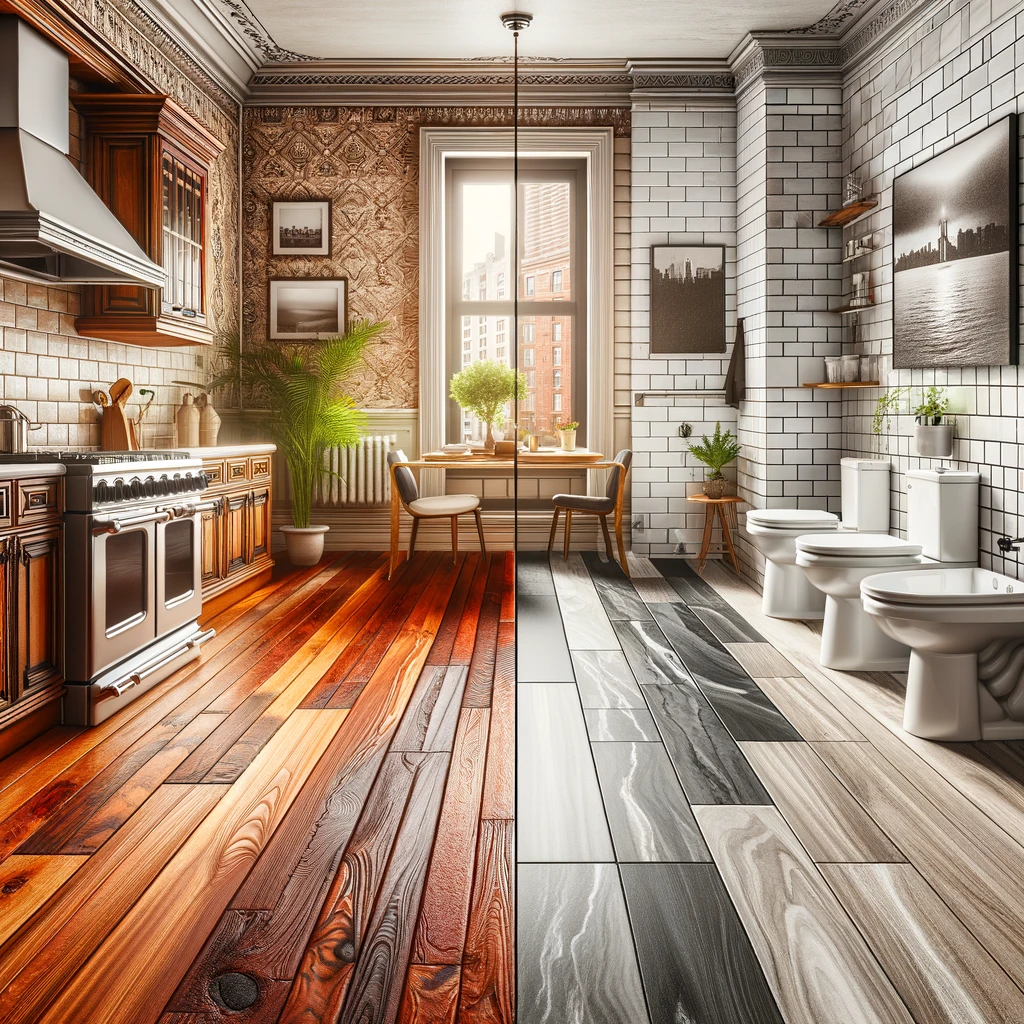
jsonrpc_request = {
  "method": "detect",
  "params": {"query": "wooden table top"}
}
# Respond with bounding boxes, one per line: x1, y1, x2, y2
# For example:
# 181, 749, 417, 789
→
409, 448, 613, 469
686, 493, 744, 505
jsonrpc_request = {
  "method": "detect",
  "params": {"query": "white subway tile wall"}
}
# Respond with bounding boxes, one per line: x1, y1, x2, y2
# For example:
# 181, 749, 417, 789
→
841, 0, 1024, 576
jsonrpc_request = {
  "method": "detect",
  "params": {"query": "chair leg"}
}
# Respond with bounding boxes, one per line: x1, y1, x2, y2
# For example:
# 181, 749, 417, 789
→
547, 507, 560, 554
451, 515, 459, 564
614, 515, 630, 579
600, 515, 614, 559
474, 508, 487, 555
563, 508, 573, 561
408, 517, 420, 557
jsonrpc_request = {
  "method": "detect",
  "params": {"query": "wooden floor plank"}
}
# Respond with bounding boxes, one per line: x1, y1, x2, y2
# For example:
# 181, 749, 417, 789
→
450, 555, 491, 665
463, 556, 504, 707
456, 818, 514, 1024
399, 964, 460, 1024
39, 711, 346, 1024
621, 862, 783, 1024
392, 666, 469, 753
517, 863, 649, 1024
339, 752, 449, 1024
747, 676, 864, 742
0, 785, 227, 1024
591, 742, 710, 862
412, 709, 489, 965
695, 804, 915, 1024
0, 727, 83, 798
550, 553, 619, 650
740, 742, 904, 864
426, 555, 479, 667
725, 642, 799, 679
822, 862, 1024, 1024
517, 683, 612, 863
480, 621, 513, 819
0, 854, 85, 945
500, 551, 515, 622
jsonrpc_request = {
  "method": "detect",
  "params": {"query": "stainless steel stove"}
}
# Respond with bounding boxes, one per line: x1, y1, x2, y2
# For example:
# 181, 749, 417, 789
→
7, 450, 218, 724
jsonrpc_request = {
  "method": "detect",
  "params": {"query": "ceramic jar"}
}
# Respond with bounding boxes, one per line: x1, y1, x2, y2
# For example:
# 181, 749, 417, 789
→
175, 393, 200, 447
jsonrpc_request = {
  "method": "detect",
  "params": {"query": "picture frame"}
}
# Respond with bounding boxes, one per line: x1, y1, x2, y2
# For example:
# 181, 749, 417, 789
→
892, 114, 1018, 368
269, 278, 348, 340
650, 244, 727, 354
271, 199, 332, 256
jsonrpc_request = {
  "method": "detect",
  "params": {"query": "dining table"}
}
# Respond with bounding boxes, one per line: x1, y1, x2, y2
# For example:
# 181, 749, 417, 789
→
388, 447, 619, 577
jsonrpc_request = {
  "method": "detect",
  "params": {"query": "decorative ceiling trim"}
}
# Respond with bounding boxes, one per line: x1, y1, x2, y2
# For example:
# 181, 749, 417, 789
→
730, 35, 843, 92
784, 0, 875, 36
840, 0, 944, 64
213, 0, 313, 62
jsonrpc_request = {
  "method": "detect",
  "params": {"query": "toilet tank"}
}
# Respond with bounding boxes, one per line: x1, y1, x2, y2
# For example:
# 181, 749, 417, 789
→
841, 458, 891, 532
906, 469, 979, 562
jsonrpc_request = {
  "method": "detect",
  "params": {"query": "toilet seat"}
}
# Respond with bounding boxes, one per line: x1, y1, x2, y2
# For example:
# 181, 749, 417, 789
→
796, 533, 922, 559
747, 509, 839, 531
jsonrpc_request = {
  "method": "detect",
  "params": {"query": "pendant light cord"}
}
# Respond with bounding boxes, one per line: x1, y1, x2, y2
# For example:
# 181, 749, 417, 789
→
513, 24, 519, 554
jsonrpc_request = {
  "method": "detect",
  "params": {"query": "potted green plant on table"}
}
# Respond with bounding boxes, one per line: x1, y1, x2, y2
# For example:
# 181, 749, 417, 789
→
449, 360, 528, 449
912, 385, 953, 458
555, 420, 579, 452
688, 421, 742, 498
212, 320, 384, 566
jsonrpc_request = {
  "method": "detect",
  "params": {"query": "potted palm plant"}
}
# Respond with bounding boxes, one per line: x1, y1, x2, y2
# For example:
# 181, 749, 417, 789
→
212, 320, 384, 565
449, 360, 528, 449
912, 385, 953, 458
688, 421, 742, 498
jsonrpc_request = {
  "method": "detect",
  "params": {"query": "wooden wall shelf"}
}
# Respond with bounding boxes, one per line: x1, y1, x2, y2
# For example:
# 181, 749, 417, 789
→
801, 381, 881, 389
819, 197, 878, 228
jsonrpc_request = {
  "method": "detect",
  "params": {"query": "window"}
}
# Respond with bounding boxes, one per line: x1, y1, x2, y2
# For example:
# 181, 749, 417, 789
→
553, 393, 562, 412
446, 159, 587, 441
553, 369, 562, 389
463, 339, 471, 352
526, 370, 536, 387
463, 279, 471, 300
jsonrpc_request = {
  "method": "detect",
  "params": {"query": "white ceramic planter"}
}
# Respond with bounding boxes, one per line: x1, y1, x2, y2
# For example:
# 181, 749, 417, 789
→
558, 429, 577, 452
914, 423, 953, 459
281, 524, 329, 566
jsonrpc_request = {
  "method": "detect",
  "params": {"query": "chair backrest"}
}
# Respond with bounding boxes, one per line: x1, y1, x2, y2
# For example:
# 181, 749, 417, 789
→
387, 449, 419, 505
606, 449, 633, 503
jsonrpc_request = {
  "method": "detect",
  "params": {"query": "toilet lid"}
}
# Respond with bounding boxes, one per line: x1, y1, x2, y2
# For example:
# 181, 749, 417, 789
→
746, 508, 839, 529
796, 533, 922, 558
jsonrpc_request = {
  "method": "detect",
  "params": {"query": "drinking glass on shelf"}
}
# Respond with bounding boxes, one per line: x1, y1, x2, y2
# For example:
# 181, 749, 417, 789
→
859, 354, 878, 382
825, 356, 842, 383
840, 355, 861, 382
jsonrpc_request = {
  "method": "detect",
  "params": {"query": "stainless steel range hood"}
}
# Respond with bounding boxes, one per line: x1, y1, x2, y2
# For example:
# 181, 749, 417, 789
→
0, 16, 165, 287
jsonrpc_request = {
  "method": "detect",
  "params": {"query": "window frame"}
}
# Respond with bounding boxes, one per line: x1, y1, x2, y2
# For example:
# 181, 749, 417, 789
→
445, 158, 588, 445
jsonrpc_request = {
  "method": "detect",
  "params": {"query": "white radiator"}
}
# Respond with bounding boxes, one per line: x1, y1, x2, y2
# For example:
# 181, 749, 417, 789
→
316, 434, 396, 507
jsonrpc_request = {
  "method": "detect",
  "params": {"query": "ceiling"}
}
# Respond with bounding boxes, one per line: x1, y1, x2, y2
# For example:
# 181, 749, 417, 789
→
238, 0, 841, 61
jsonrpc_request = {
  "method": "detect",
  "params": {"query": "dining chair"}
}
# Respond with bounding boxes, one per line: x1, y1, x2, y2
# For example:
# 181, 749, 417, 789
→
548, 449, 632, 578
387, 449, 486, 564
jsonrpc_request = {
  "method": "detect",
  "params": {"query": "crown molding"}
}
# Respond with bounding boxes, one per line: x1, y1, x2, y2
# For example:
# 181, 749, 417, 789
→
246, 58, 635, 106
626, 59, 735, 102
730, 33, 843, 93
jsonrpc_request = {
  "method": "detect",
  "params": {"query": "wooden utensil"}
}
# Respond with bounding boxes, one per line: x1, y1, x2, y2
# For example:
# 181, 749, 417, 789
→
99, 377, 138, 451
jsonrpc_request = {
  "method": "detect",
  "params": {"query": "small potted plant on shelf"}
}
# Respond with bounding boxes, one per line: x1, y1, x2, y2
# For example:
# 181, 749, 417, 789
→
211, 319, 385, 566
872, 386, 908, 455
688, 421, 742, 498
912, 385, 953, 458
555, 420, 579, 452
449, 360, 528, 450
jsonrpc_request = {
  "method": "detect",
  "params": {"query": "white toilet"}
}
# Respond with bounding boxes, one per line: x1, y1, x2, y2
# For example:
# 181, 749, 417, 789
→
862, 568, 1024, 741
796, 469, 979, 672
745, 459, 889, 620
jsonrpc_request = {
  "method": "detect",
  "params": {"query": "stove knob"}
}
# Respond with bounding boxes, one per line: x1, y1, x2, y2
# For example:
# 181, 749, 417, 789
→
94, 481, 108, 503
143, 477, 155, 498
130, 479, 142, 500
184, 473, 195, 492
156, 476, 169, 496
171, 475, 182, 494
113, 479, 124, 501
197, 472, 209, 491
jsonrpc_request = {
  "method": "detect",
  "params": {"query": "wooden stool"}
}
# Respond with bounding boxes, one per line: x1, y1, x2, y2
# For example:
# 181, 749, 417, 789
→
687, 494, 743, 573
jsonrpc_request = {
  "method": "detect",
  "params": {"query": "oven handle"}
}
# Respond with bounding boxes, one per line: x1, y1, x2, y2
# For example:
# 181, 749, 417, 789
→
92, 510, 173, 534
159, 499, 223, 518
96, 627, 217, 701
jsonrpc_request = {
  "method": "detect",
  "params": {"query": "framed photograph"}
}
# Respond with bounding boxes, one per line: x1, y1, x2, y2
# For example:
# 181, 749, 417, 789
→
650, 245, 726, 353
269, 278, 348, 340
271, 199, 332, 256
893, 114, 1018, 368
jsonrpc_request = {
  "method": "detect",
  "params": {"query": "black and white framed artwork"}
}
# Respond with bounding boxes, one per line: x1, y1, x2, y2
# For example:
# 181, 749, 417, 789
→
650, 245, 726, 354
271, 199, 332, 256
892, 114, 1018, 368
269, 278, 348, 340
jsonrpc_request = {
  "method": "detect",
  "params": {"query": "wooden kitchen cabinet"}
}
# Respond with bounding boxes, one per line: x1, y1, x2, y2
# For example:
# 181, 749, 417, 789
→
198, 449, 275, 619
72, 94, 225, 347
0, 480, 64, 760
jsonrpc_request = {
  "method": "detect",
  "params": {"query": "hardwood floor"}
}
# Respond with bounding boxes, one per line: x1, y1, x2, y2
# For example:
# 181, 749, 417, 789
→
7, 544, 1024, 1023
0, 551, 513, 1024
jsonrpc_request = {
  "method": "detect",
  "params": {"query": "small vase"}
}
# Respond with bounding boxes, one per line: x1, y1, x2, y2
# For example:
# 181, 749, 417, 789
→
281, 524, 329, 566
703, 476, 727, 499
558, 429, 576, 452
175, 393, 200, 448
198, 394, 221, 447
914, 423, 953, 459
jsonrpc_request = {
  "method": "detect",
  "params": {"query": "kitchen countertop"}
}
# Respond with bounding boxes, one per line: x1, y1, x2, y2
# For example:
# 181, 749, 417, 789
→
0, 463, 66, 480
181, 444, 276, 458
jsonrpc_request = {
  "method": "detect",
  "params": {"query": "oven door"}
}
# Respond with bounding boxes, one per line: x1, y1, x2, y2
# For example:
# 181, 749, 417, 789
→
90, 510, 164, 676
155, 508, 207, 637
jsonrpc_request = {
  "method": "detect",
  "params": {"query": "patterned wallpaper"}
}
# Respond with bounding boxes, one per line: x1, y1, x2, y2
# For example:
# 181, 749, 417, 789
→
242, 105, 630, 410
